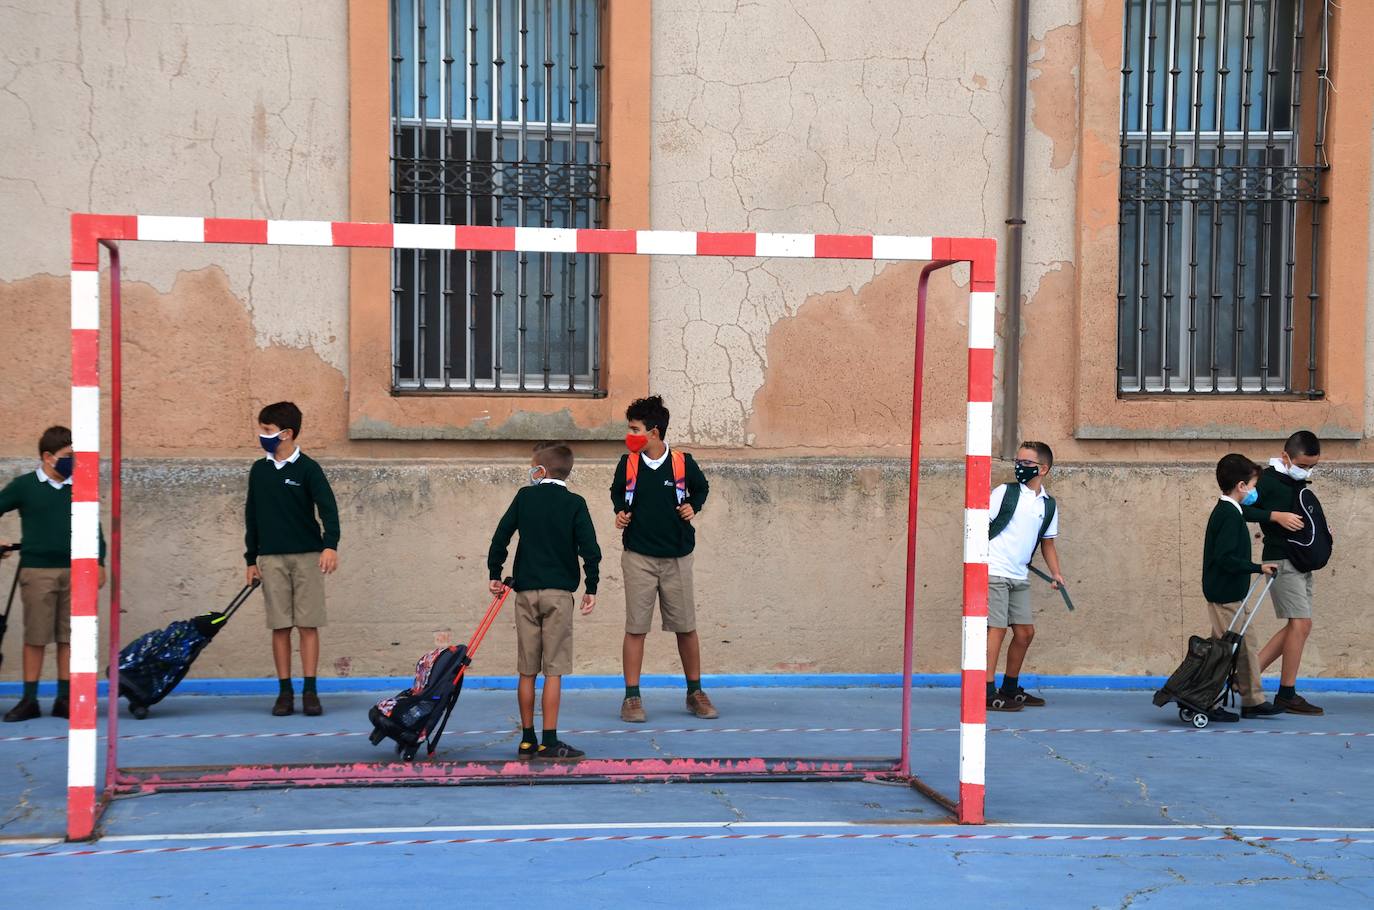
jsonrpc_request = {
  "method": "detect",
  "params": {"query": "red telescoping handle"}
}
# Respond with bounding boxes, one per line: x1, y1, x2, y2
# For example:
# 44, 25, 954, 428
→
462, 577, 515, 665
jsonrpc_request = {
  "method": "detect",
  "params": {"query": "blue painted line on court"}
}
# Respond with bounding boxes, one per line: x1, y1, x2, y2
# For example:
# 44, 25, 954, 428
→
4, 672, 1371, 697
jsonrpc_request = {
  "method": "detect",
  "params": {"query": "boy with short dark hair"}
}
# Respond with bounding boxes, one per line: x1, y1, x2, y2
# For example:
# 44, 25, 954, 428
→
488, 442, 601, 760
1202, 454, 1279, 722
243, 402, 340, 717
611, 395, 713, 723
1243, 430, 1326, 715
0, 426, 105, 722
985, 440, 1065, 712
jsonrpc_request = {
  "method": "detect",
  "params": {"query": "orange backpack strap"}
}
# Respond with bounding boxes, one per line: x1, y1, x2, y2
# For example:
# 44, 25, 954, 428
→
624, 454, 640, 506
671, 450, 688, 505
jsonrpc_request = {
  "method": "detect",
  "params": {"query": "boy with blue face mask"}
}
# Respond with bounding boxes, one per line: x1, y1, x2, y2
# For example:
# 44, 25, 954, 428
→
1202, 454, 1279, 722
244, 402, 339, 717
0, 426, 106, 722
1242, 430, 1325, 716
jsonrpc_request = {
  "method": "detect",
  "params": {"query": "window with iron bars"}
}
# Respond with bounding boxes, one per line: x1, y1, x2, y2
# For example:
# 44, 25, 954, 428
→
391, 0, 607, 394
1117, 0, 1329, 396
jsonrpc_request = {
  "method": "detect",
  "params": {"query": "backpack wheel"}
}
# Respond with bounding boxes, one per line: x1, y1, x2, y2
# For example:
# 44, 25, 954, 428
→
1191, 712, 1209, 729
401, 745, 419, 761
129, 703, 149, 720
1178, 707, 1193, 723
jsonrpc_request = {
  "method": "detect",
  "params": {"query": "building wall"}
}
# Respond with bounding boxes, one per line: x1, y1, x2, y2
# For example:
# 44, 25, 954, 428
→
1, 1, 1372, 681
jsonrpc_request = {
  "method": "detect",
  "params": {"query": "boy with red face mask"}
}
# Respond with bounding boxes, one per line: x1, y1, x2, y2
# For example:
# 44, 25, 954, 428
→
610, 396, 713, 723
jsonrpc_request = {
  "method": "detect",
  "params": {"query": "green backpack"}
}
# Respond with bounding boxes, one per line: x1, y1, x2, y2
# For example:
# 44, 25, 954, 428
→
988, 482, 1056, 556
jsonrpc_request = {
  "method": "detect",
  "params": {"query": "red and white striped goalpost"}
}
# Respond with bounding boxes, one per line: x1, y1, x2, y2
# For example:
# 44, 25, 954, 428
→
67, 213, 995, 840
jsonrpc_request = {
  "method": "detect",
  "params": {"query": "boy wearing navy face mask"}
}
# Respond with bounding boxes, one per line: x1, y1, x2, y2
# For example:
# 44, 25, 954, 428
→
244, 402, 339, 717
0, 426, 106, 722
610, 396, 713, 724
985, 441, 1065, 712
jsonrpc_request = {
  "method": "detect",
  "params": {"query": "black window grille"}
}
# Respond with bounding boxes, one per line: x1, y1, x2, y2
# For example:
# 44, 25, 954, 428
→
390, 0, 607, 394
1117, 0, 1329, 396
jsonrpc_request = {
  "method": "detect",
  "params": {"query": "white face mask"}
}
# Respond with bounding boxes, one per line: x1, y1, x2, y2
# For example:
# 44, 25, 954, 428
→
1287, 464, 1313, 481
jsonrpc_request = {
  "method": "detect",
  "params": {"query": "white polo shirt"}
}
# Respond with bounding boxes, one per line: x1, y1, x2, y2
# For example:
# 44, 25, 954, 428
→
987, 482, 1059, 581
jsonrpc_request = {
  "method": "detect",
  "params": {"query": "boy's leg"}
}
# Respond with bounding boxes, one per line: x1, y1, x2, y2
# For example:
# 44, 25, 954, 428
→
259, 555, 298, 714
984, 576, 1021, 711
299, 628, 320, 678
660, 555, 715, 719
541, 675, 562, 732
1268, 561, 1321, 715
620, 552, 659, 722
290, 553, 327, 716
271, 629, 293, 678
514, 591, 544, 756
1001, 580, 1042, 706
53, 568, 71, 715
1208, 600, 1267, 711
536, 591, 582, 758
7, 568, 63, 721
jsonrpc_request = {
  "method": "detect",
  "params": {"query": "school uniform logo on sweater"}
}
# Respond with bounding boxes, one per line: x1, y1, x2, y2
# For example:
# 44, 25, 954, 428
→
284, 479, 302, 487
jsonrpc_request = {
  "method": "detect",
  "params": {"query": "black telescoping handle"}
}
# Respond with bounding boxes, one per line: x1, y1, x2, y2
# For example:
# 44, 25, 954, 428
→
2, 544, 20, 621
220, 578, 262, 622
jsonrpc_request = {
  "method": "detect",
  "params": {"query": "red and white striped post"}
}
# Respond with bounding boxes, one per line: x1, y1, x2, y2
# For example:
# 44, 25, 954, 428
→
64, 215, 996, 836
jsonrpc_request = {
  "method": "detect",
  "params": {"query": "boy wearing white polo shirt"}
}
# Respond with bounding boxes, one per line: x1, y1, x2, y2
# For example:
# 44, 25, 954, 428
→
985, 440, 1065, 712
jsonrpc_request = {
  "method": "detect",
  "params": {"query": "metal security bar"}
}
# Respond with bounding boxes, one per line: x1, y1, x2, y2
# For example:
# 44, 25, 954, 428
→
1117, 0, 1330, 396
391, 0, 607, 394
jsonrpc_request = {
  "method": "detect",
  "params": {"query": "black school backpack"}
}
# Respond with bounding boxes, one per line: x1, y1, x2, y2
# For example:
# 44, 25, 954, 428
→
1285, 485, 1333, 573
988, 483, 1056, 559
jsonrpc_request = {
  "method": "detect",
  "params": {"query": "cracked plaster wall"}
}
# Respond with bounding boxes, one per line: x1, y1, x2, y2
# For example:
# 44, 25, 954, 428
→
0, 0, 349, 455
650, 0, 1082, 451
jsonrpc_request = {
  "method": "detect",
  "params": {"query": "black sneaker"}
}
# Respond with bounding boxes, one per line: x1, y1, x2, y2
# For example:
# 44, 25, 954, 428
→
517, 740, 540, 761
535, 740, 586, 761
50, 696, 69, 719
1206, 708, 1240, 723
1005, 687, 1046, 708
2, 697, 40, 723
1241, 701, 1285, 719
986, 692, 1023, 712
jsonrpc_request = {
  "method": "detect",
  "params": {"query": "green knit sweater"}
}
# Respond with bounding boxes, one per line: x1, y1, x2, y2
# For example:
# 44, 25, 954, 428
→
1202, 499, 1262, 604
609, 450, 710, 559
243, 453, 340, 564
0, 470, 105, 568
1241, 466, 1305, 561
488, 482, 601, 594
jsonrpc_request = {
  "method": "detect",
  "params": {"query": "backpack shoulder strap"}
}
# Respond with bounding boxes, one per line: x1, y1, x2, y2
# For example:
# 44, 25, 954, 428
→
671, 450, 688, 505
624, 454, 640, 506
988, 483, 1019, 539
1038, 495, 1056, 542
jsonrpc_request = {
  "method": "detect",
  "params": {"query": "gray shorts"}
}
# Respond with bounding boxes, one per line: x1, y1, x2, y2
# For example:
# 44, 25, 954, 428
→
988, 575, 1032, 628
1270, 559, 1313, 620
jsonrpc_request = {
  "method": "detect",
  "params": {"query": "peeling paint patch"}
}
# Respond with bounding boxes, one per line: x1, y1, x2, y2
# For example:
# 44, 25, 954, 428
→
1028, 24, 1080, 171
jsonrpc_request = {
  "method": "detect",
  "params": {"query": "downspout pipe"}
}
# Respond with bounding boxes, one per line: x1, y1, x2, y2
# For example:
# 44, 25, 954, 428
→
1002, 0, 1031, 459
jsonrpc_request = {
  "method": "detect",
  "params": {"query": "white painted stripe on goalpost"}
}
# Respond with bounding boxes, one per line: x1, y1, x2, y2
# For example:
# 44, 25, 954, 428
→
635, 230, 696, 256
959, 722, 986, 785
66, 729, 96, 788
68, 617, 98, 675
266, 220, 333, 246
965, 401, 993, 456
70, 502, 102, 561
70, 271, 100, 330
393, 222, 456, 250
963, 508, 990, 565
756, 233, 815, 258
872, 235, 933, 261
968, 290, 996, 350
71, 386, 100, 453
136, 215, 205, 243
514, 227, 578, 253
961, 616, 987, 672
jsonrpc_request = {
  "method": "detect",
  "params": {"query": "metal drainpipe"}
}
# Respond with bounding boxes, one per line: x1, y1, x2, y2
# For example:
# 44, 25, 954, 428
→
1002, 0, 1031, 459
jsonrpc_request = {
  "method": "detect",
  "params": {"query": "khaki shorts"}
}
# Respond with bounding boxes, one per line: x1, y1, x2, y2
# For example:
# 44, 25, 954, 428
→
19, 568, 71, 647
622, 550, 696, 635
987, 575, 1032, 629
258, 553, 328, 630
515, 589, 575, 677
1271, 559, 1313, 620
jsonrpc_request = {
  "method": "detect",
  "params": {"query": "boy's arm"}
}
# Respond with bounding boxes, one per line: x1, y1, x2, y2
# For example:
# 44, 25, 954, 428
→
609, 455, 629, 513
309, 462, 341, 552
685, 454, 709, 512
487, 496, 520, 581
243, 469, 259, 566
574, 500, 602, 595
0, 477, 20, 519
1040, 537, 1065, 587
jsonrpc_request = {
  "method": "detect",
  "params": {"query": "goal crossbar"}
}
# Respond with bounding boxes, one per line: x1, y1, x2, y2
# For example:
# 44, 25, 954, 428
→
66, 213, 996, 840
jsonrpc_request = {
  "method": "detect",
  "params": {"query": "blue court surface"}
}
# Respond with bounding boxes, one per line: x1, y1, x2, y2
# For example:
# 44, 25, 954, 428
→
2, 686, 1372, 907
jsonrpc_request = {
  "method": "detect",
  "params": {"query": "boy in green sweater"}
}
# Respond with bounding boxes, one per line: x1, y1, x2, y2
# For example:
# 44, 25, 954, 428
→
1202, 454, 1278, 723
0, 426, 105, 722
1242, 430, 1325, 716
610, 396, 713, 724
488, 443, 601, 760
244, 402, 340, 717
